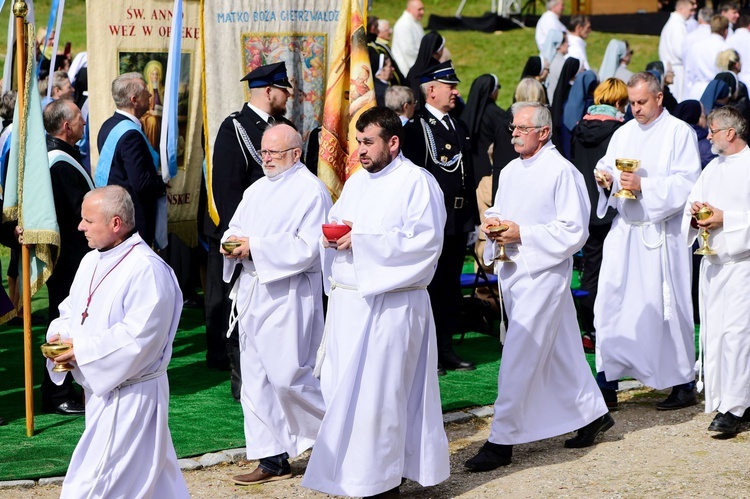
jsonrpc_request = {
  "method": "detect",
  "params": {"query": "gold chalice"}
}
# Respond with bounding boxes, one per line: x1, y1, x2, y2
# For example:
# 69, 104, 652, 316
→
40, 341, 74, 373
221, 240, 242, 254
613, 158, 641, 199
489, 224, 511, 262
694, 205, 716, 256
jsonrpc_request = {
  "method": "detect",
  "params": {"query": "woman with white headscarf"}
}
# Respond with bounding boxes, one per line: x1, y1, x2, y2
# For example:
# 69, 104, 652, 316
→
599, 39, 633, 83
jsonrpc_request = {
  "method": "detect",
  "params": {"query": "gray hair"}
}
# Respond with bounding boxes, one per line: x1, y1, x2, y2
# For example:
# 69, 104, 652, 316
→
43, 99, 77, 135
627, 71, 662, 97
546, 0, 562, 9
0, 90, 16, 120
111, 72, 146, 109
698, 7, 714, 22
52, 71, 70, 92
385, 85, 414, 114
707, 106, 748, 141
84, 185, 136, 231
510, 101, 553, 135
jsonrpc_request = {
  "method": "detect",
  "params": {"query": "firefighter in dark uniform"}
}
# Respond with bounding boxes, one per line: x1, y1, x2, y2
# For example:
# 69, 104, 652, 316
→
204, 62, 294, 399
403, 60, 478, 375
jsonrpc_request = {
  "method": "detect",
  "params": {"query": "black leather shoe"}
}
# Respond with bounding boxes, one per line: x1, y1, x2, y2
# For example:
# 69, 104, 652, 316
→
465, 441, 512, 471
440, 351, 475, 371
437, 363, 446, 376
656, 387, 697, 411
742, 408, 750, 422
708, 412, 741, 434
44, 400, 85, 416
564, 412, 615, 448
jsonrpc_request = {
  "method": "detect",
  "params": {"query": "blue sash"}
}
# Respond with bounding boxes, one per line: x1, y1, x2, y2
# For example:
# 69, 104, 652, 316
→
95, 120, 159, 187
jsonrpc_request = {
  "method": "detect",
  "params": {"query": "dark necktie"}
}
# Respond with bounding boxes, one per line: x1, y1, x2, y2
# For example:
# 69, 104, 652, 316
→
267, 116, 276, 126
442, 115, 457, 136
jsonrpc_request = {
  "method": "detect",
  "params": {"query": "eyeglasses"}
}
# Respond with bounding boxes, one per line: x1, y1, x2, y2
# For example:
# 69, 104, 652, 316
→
259, 148, 295, 159
708, 127, 732, 136
508, 124, 544, 134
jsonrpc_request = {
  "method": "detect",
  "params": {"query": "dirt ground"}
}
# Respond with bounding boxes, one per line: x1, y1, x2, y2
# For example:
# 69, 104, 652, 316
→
4, 387, 750, 498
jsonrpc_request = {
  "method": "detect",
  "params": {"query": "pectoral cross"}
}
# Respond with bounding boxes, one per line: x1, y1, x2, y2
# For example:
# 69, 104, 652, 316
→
81, 309, 89, 325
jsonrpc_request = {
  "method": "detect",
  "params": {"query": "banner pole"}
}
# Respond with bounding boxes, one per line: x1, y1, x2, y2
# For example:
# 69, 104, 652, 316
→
13, 0, 34, 438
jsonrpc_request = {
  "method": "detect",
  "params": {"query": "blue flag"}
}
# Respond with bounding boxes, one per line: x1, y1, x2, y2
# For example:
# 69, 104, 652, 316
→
2, 26, 60, 299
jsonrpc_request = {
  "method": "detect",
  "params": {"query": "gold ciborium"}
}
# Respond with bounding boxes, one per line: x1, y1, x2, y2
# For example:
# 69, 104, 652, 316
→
613, 158, 641, 199
221, 240, 242, 254
40, 341, 74, 373
488, 224, 511, 262
694, 205, 716, 256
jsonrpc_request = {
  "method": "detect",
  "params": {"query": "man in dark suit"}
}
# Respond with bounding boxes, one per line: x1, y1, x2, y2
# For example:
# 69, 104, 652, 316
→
96, 72, 166, 247
42, 99, 91, 415
403, 61, 478, 375
204, 62, 294, 398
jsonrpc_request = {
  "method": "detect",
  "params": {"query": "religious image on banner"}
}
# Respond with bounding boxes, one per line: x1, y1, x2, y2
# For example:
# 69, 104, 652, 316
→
241, 34, 327, 143
118, 51, 192, 169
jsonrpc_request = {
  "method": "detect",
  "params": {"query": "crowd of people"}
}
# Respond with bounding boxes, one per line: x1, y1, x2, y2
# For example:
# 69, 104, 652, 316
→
1, 0, 749, 497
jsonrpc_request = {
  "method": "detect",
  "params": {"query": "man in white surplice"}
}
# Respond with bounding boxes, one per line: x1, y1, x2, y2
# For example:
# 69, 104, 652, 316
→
46, 185, 188, 499
535, 0, 567, 53
391, 0, 425, 75
220, 124, 331, 486
302, 107, 449, 498
658, 0, 693, 101
594, 72, 701, 411
465, 102, 612, 473
682, 107, 750, 435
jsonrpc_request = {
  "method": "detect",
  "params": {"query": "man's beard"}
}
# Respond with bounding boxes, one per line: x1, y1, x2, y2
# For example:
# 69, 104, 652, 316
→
362, 149, 391, 173
262, 162, 293, 179
710, 142, 724, 155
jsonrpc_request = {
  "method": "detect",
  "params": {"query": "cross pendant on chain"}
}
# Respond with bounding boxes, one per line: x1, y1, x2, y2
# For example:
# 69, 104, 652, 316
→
81, 309, 88, 325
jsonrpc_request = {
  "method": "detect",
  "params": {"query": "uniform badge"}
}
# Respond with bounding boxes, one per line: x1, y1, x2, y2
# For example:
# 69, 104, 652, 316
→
429, 118, 437, 126
441, 156, 448, 162
445, 144, 452, 150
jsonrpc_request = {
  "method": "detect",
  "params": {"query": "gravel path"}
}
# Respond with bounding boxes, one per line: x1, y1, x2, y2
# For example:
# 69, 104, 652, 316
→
3, 387, 750, 498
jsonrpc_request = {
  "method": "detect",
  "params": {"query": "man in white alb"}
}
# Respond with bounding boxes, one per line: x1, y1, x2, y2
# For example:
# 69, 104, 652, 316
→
391, 0, 425, 75
465, 102, 612, 472
659, 0, 693, 101
727, 15, 750, 87
221, 124, 331, 485
302, 107, 449, 498
46, 185, 188, 499
682, 106, 750, 435
567, 15, 592, 71
684, 15, 728, 100
535, 0, 567, 53
682, 6, 713, 68
594, 72, 701, 411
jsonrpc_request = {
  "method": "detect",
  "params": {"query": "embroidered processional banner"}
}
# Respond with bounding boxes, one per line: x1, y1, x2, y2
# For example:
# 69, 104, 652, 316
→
87, 0, 203, 246
201, 0, 366, 222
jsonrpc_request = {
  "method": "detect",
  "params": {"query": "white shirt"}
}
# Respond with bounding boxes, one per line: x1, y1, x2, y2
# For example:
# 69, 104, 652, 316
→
567, 33, 590, 71
684, 33, 727, 100
727, 28, 750, 87
535, 10, 567, 53
391, 10, 424, 75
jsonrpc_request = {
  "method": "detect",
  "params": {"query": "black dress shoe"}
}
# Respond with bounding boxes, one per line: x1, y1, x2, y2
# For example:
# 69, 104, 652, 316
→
437, 363, 446, 376
564, 412, 614, 448
708, 412, 741, 434
365, 485, 400, 498
44, 400, 85, 416
465, 441, 512, 471
656, 387, 697, 411
439, 351, 475, 371
742, 407, 750, 422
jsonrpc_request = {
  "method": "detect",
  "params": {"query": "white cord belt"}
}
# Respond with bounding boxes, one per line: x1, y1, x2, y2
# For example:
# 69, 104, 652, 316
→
623, 217, 673, 320
313, 277, 428, 378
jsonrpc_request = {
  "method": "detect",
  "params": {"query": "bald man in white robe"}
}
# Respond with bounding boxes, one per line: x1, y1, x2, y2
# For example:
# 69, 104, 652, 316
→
46, 185, 188, 499
222, 124, 331, 485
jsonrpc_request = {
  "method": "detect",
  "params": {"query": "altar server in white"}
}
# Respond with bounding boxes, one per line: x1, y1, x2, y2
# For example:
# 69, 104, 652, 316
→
46, 185, 188, 499
658, 0, 693, 101
302, 107, 449, 498
465, 102, 612, 472
535, 0, 567, 53
221, 124, 331, 485
391, 0, 425, 74
683, 106, 750, 435
594, 72, 701, 410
